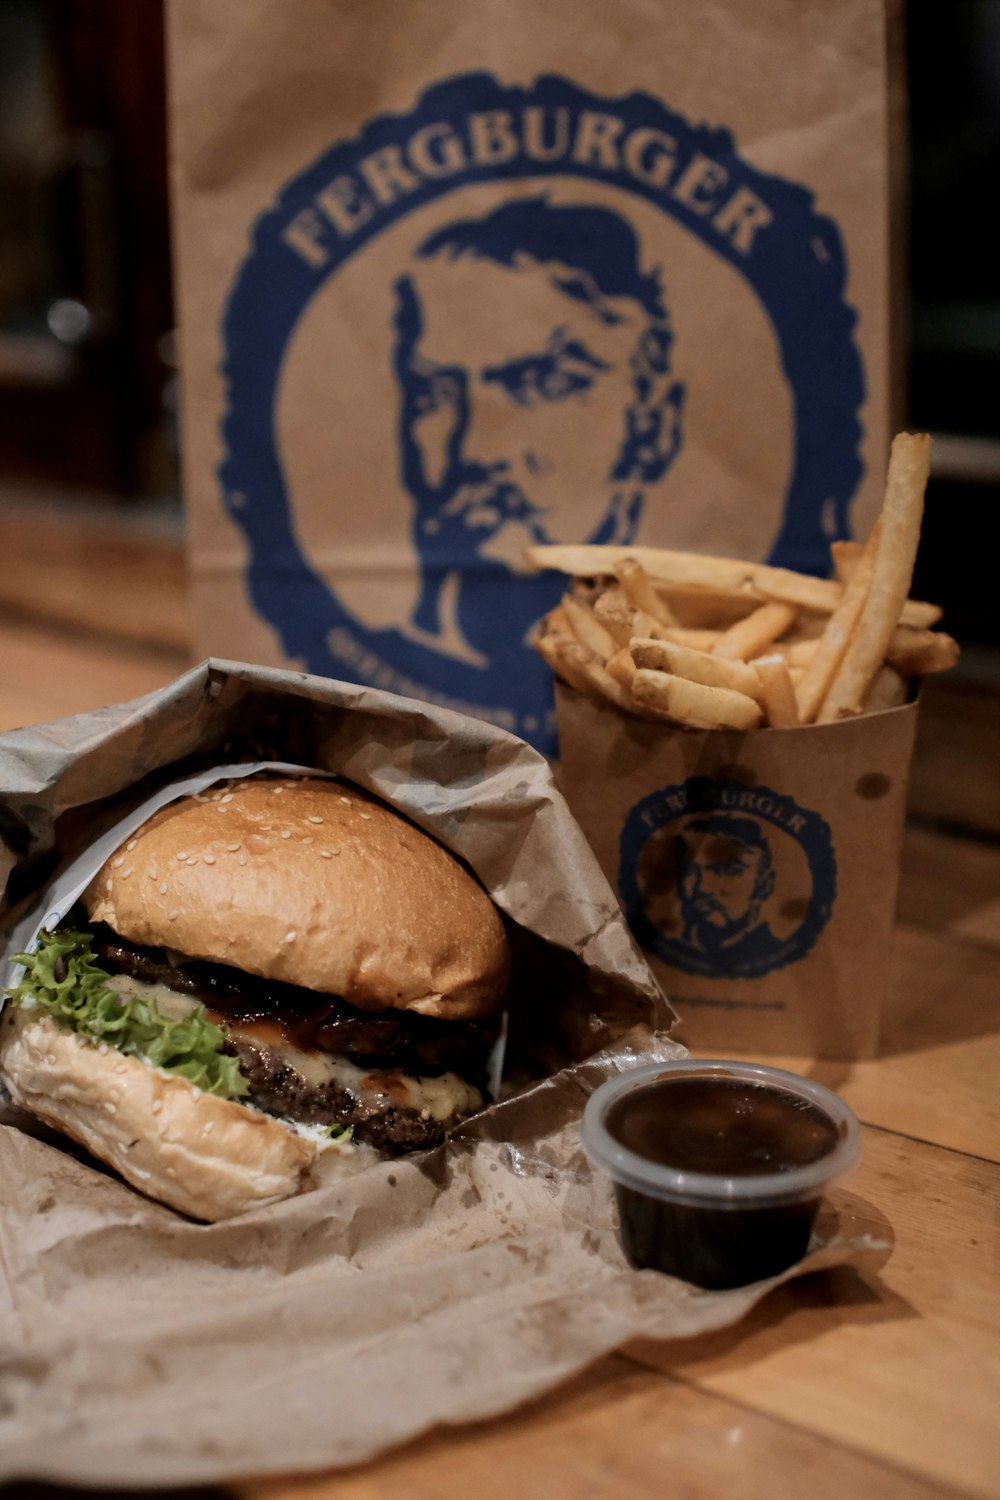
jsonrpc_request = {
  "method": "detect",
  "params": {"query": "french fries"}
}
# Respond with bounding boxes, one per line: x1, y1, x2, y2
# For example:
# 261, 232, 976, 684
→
530, 431, 955, 731
819, 432, 932, 722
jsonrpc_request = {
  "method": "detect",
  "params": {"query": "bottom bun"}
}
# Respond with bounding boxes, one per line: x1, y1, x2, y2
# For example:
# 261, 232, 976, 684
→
0, 1007, 319, 1221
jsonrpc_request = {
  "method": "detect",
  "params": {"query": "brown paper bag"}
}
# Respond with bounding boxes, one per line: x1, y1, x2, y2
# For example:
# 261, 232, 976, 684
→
167, 0, 896, 756
556, 685, 919, 1058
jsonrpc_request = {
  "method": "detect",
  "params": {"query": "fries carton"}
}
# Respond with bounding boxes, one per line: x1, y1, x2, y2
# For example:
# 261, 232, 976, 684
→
555, 686, 918, 1057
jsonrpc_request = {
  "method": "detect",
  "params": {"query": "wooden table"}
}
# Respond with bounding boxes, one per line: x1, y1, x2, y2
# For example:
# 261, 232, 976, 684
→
1, 604, 998, 1500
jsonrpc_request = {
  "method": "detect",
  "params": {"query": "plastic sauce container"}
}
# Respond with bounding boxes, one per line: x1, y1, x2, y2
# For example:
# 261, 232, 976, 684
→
581, 1060, 862, 1289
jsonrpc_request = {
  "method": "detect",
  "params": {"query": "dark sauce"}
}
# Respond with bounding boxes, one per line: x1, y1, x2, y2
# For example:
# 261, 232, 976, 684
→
605, 1077, 839, 1176
605, 1076, 840, 1290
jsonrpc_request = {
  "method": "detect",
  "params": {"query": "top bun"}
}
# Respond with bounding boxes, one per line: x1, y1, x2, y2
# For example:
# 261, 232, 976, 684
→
85, 776, 509, 1021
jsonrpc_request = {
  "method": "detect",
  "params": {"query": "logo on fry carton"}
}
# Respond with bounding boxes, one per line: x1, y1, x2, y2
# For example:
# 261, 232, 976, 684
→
221, 73, 864, 751
619, 777, 837, 978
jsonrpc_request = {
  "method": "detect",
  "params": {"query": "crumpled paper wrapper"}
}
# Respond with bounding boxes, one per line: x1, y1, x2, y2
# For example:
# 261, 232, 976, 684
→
0, 661, 883, 1485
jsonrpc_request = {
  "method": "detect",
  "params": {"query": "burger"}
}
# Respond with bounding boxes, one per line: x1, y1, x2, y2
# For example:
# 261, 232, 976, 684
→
0, 775, 510, 1221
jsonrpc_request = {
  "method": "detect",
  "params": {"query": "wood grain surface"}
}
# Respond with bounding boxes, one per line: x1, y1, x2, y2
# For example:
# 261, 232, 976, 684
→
0, 515, 997, 1500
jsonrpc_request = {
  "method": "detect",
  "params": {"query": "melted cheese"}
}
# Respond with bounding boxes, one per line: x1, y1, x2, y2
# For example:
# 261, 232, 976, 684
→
224, 1019, 482, 1121
104, 973, 200, 1020
102, 975, 482, 1121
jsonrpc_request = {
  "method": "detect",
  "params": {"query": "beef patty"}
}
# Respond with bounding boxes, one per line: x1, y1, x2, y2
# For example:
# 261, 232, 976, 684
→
88, 924, 494, 1150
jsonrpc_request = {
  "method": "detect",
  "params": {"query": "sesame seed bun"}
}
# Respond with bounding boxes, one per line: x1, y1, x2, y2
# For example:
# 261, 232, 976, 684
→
84, 777, 510, 1021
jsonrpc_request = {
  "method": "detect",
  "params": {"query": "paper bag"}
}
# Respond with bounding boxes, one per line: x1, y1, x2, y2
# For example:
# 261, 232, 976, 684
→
556, 685, 919, 1058
166, 0, 897, 753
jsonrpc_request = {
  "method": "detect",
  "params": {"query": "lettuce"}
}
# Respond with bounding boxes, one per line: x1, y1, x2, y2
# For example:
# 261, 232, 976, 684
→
5, 927, 249, 1100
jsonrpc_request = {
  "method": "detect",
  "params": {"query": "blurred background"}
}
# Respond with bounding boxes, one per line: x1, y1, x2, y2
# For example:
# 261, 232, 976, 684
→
0, 0, 996, 829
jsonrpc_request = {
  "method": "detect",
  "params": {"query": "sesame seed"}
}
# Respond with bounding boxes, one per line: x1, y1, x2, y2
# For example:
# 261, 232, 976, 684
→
216, 805, 228, 813
307, 815, 323, 824
281, 829, 292, 839
210, 791, 223, 800
238, 855, 247, 865
340, 796, 351, 805
112, 856, 125, 868
159, 882, 169, 895
329, 848, 340, 856
360, 813, 372, 821
420, 1107, 431, 1120
98, 1043, 109, 1055
121, 868, 133, 879
203, 854, 216, 865
104, 1102, 117, 1115
169, 909, 179, 921
319, 849, 332, 859
285, 930, 297, 943
186, 856, 199, 865
272, 786, 285, 794
301, 836, 314, 845
204, 1121, 214, 1133
227, 842, 241, 852
126, 839, 138, 852
221, 793, 234, 803
166, 1167, 177, 1179
176, 851, 188, 861
148, 868, 158, 881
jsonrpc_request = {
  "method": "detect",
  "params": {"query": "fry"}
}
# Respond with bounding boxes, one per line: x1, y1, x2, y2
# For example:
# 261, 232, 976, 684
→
713, 601, 798, 661
631, 669, 763, 730
631, 608, 666, 639
796, 520, 881, 723
535, 633, 595, 697
560, 595, 617, 662
591, 585, 638, 648
605, 645, 639, 691
526, 543, 940, 627
863, 664, 909, 713
659, 625, 722, 652
753, 655, 800, 727
579, 656, 640, 714
900, 598, 943, 629
631, 636, 762, 699
614, 557, 678, 626
782, 637, 820, 667
886, 627, 960, 676
819, 433, 932, 721
830, 539, 864, 584
656, 584, 761, 630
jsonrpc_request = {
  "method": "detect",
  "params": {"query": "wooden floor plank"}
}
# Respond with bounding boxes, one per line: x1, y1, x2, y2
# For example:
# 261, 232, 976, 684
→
238, 1353, 967, 1500
697, 925, 1000, 1163
897, 825, 1000, 937
0, 499, 190, 653
0, 619, 188, 733
909, 677, 1000, 836
624, 1128, 1000, 1499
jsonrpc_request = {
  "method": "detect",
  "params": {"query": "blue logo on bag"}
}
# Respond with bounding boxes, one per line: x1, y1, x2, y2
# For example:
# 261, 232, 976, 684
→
221, 73, 864, 752
619, 778, 837, 978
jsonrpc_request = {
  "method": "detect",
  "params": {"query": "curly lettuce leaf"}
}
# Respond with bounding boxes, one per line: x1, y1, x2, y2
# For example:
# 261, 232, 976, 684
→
5, 927, 249, 1100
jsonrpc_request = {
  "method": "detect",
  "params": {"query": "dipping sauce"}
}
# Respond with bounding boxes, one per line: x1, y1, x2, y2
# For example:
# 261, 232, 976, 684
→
604, 1077, 840, 1176
581, 1062, 861, 1290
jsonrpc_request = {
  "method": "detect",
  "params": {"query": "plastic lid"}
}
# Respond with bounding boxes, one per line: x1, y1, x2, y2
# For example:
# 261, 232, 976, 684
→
581, 1059, 863, 1209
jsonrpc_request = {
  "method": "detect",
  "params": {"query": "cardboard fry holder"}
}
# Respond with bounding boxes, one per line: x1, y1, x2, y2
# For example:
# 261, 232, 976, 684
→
556, 684, 919, 1058
0, 662, 885, 1484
